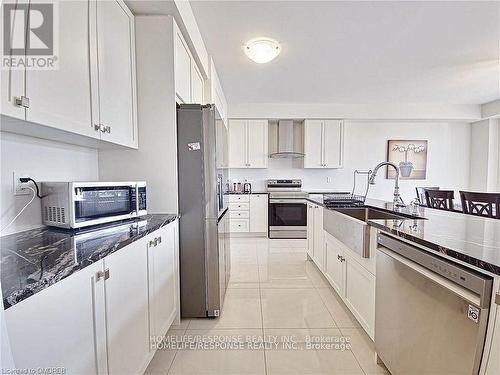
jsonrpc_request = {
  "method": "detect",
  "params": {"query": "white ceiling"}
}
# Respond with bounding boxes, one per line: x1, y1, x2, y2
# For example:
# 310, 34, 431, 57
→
190, 1, 500, 106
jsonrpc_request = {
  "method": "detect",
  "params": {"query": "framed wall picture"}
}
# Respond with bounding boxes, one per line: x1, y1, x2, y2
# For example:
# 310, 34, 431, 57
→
387, 140, 428, 179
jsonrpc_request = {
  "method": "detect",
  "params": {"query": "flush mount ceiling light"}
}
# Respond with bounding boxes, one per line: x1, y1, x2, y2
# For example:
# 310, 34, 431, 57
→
243, 38, 281, 64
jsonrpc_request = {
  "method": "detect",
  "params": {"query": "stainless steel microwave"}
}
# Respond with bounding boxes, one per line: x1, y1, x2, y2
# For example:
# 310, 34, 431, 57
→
41, 181, 147, 229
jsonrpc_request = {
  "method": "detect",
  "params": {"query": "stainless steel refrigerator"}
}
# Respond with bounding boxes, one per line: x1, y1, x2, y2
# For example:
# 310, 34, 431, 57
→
177, 104, 230, 318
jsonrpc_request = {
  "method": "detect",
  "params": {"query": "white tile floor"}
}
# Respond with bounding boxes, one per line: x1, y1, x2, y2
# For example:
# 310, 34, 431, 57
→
145, 237, 388, 375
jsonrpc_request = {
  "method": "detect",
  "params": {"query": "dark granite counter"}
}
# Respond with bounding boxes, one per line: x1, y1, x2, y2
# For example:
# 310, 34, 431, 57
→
1, 214, 177, 308
308, 196, 500, 276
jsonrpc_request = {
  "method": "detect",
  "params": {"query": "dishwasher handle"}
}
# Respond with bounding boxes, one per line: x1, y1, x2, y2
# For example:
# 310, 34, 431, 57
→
377, 233, 492, 308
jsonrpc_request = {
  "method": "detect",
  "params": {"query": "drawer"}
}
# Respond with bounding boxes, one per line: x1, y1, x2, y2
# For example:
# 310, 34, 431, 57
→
229, 210, 250, 219
228, 195, 250, 203
230, 219, 249, 232
229, 202, 249, 211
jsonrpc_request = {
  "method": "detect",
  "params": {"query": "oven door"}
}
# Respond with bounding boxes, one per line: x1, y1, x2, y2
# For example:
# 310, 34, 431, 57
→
73, 184, 138, 228
268, 199, 307, 238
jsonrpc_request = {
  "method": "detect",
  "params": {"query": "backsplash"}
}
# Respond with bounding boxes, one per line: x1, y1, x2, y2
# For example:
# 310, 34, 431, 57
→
0, 132, 98, 235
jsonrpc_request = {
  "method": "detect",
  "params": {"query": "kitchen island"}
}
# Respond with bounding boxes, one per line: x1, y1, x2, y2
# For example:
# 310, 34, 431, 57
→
307, 196, 500, 276
306, 195, 500, 374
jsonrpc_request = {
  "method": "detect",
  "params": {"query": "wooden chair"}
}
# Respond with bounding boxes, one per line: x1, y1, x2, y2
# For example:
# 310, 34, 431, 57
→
425, 190, 455, 211
460, 191, 500, 219
415, 187, 440, 205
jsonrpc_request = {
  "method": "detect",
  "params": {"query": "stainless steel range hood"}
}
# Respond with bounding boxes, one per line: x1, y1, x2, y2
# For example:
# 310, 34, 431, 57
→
269, 120, 304, 158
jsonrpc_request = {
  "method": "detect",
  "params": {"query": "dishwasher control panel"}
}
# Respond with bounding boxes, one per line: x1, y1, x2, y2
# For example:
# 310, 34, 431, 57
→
377, 233, 493, 308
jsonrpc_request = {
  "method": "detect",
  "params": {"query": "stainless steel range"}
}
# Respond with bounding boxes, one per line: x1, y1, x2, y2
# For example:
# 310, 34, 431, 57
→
267, 179, 308, 239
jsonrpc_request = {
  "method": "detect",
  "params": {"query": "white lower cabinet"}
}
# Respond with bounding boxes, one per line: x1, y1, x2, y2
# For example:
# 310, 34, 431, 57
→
307, 202, 325, 271
249, 194, 268, 233
148, 223, 178, 343
306, 202, 315, 257
323, 231, 376, 339
313, 205, 325, 270
228, 194, 268, 234
104, 236, 150, 374
4, 260, 106, 374
325, 235, 345, 296
4, 221, 179, 374
343, 252, 376, 337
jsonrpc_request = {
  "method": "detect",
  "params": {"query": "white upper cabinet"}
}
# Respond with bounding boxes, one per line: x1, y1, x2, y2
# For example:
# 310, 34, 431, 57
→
175, 29, 192, 104
228, 119, 268, 168
93, 0, 137, 148
25, 0, 95, 138
303, 120, 323, 168
304, 119, 343, 168
228, 119, 247, 168
208, 58, 228, 125
1, 0, 27, 121
247, 120, 269, 168
323, 120, 343, 167
174, 23, 205, 105
0, 0, 138, 149
191, 63, 204, 104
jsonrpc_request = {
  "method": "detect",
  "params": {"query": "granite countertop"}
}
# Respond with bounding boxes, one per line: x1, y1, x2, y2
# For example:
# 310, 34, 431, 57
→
308, 195, 500, 276
1, 214, 177, 309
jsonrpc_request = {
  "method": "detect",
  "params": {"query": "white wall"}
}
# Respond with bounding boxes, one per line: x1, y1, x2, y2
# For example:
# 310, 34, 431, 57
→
469, 118, 500, 192
0, 132, 98, 235
469, 119, 490, 191
229, 121, 471, 203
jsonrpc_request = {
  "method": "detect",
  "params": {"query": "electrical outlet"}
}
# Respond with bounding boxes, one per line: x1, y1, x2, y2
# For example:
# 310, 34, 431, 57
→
12, 172, 31, 196
327, 177, 332, 183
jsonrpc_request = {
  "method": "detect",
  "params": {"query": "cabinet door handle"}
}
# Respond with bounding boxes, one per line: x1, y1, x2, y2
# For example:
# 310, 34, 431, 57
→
96, 268, 110, 281
149, 236, 162, 247
15, 96, 30, 108
495, 292, 500, 305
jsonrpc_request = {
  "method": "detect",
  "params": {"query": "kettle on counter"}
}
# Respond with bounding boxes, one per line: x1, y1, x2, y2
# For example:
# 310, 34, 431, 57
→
243, 182, 252, 193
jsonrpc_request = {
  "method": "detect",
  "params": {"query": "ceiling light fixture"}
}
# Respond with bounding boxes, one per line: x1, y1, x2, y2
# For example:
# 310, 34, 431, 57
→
243, 38, 281, 64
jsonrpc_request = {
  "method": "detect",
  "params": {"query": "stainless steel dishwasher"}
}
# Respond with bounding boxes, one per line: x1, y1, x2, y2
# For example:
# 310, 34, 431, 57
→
375, 233, 493, 375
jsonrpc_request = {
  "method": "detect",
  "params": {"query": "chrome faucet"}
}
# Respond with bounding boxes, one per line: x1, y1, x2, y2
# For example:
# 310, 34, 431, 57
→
369, 162, 405, 207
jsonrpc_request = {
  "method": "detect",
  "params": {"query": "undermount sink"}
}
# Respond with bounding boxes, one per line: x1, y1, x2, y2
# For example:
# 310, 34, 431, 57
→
333, 207, 415, 222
